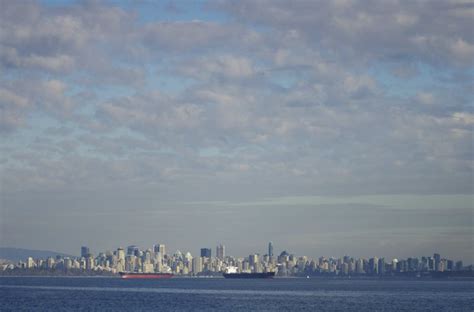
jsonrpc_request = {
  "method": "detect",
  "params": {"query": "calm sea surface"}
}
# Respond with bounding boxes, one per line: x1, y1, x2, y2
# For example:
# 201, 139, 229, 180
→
0, 276, 472, 311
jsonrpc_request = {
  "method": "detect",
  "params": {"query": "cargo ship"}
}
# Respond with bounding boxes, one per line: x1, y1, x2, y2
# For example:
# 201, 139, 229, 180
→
119, 272, 174, 279
223, 272, 276, 279
222, 266, 276, 279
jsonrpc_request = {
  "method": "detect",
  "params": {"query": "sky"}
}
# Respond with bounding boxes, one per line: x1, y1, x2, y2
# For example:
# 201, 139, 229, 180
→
0, 0, 473, 262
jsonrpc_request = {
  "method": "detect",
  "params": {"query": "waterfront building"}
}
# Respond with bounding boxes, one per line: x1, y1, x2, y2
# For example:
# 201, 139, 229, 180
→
26, 257, 35, 269
86, 255, 94, 270
192, 257, 203, 274
434, 253, 441, 271
378, 258, 385, 275
142, 261, 154, 273
356, 258, 364, 273
342, 262, 349, 275
368, 257, 378, 274
391, 259, 398, 271
64, 257, 72, 269
46, 257, 55, 269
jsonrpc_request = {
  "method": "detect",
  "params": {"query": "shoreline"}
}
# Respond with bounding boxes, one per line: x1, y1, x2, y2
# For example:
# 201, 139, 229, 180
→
1, 274, 473, 281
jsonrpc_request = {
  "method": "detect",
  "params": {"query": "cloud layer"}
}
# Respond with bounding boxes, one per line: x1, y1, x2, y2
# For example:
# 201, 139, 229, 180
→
0, 0, 472, 260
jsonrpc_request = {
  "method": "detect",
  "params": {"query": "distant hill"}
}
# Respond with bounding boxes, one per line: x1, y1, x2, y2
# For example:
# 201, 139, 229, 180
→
0, 248, 75, 262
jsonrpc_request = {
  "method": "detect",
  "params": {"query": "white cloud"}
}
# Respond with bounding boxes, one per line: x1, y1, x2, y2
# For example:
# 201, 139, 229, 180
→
0, 88, 30, 109
180, 55, 256, 79
416, 92, 435, 105
23, 54, 75, 72
452, 112, 474, 125
0, 1, 472, 255
2, 0, 474, 263
214, 0, 474, 67
0, 88, 30, 132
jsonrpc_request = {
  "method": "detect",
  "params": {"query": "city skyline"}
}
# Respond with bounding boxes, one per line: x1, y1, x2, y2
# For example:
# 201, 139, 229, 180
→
3, 241, 471, 266
75, 242, 471, 266
2, 241, 469, 278
1, 1, 473, 263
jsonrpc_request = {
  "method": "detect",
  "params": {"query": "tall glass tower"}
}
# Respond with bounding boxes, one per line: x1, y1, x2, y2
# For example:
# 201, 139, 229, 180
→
268, 242, 273, 258
81, 246, 90, 258
216, 244, 225, 260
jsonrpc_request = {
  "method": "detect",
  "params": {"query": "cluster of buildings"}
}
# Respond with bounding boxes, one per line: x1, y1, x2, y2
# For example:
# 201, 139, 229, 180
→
2, 242, 470, 277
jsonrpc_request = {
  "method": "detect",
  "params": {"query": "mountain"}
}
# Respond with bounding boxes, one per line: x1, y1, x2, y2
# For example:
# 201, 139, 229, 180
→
0, 248, 75, 262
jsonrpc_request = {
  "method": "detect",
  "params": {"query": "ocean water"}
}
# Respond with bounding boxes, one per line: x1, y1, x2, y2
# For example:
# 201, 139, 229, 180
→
0, 277, 472, 311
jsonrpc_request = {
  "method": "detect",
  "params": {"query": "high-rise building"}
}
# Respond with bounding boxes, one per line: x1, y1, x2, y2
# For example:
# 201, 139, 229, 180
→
127, 245, 140, 257
368, 257, 378, 274
81, 246, 90, 258
46, 257, 55, 269
192, 257, 203, 274
428, 257, 435, 271
154, 244, 166, 256
447, 260, 454, 271
117, 248, 125, 261
249, 254, 259, 266
201, 248, 211, 258
86, 255, 94, 270
391, 259, 398, 271
216, 244, 225, 260
26, 257, 35, 269
433, 253, 441, 271
64, 257, 72, 269
342, 262, 349, 275
268, 242, 273, 258
378, 258, 385, 275
356, 258, 365, 273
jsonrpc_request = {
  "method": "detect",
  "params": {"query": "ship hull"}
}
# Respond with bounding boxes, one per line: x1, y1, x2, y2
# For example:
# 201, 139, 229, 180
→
119, 272, 174, 279
223, 272, 276, 279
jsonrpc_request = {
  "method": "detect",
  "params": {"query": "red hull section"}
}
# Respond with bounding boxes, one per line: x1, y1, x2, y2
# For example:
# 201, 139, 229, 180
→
119, 272, 174, 279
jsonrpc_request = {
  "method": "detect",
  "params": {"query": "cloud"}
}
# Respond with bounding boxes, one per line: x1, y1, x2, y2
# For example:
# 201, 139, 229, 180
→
178, 55, 256, 79
0, 0, 472, 259
416, 92, 436, 105
213, 0, 474, 67
143, 21, 239, 51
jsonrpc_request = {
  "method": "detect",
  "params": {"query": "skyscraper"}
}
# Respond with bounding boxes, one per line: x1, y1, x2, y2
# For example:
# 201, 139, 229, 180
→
368, 257, 378, 274
378, 258, 385, 275
81, 246, 90, 258
200, 248, 211, 258
192, 257, 203, 274
268, 242, 273, 258
117, 248, 125, 261
434, 253, 441, 271
153, 244, 166, 256
127, 245, 139, 256
249, 254, 259, 266
216, 244, 225, 260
